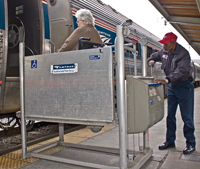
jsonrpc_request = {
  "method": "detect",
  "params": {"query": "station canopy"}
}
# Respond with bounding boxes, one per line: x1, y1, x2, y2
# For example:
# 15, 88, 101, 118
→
149, 0, 200, 56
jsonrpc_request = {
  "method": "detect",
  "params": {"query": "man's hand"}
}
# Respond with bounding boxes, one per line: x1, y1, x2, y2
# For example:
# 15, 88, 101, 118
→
148, 60, 155, 67
154, 79, 168, 84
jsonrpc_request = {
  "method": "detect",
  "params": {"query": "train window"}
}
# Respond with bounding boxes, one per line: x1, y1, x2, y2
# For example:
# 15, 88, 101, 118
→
50, 0, 57, 6
136, 42, 140, 57
124, 37, 133, 44
108, 5, 118, 14
155, 49, 159, 52
123, 38, 137, 59
147, 46, 153, 58
97, 0, 105, 5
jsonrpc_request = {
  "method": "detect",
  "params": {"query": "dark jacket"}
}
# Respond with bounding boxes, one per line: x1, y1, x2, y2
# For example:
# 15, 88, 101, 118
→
59, 24, 102, 52
147, 43, 193, 86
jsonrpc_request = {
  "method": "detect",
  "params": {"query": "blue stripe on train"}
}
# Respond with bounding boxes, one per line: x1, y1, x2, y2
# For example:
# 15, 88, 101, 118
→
0, 0, 5, 30
42, 2, 50, 39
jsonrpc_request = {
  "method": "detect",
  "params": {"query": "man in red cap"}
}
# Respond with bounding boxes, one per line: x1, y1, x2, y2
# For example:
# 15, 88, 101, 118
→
147, 32, 195, 154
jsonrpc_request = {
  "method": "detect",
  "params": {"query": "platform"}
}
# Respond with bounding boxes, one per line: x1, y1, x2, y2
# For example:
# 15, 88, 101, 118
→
0, 87, 200, 169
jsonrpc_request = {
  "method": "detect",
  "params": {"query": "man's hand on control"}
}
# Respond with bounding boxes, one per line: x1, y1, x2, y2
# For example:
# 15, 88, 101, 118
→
154, 79, 168, 84
148, 60, 155, 67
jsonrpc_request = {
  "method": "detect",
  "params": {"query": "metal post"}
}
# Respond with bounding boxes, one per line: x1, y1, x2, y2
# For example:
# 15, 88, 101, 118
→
115, 25, 127, 169
138, 133, 143, 152
143, 130, 149, 148
142, 45, 147, 77
140, 37, 148, 77
133, 44, 137, 76
140, 37, 150, 149
19, 42, 27, 159
150, 66, 153, 77
59, 123, 64, 142
133, 134, 135, 155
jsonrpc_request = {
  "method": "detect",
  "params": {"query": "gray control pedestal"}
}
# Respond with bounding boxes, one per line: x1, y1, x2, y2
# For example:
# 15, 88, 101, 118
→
127, 76, 164, 134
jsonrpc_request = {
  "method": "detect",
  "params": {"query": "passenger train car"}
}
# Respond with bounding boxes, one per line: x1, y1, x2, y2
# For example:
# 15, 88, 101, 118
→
0, 0, 199, 130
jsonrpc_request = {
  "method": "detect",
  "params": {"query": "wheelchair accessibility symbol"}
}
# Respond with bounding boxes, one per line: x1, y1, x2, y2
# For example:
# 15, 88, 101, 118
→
31, 60, 37, 69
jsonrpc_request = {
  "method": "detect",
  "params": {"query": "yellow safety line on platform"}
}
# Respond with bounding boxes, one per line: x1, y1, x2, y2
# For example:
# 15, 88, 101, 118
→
0, 126, 115, 169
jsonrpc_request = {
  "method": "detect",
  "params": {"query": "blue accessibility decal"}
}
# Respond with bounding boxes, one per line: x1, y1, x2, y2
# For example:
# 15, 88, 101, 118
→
89, 55, 100, 60
31, 60, 37, 69
150, 99, 155, 105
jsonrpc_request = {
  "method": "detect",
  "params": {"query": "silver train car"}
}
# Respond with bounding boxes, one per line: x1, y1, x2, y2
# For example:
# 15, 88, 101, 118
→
0, 0, 199, 129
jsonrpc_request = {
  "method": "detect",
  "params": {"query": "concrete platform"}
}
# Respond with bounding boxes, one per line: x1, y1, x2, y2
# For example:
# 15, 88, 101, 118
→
1, 88, 200, 169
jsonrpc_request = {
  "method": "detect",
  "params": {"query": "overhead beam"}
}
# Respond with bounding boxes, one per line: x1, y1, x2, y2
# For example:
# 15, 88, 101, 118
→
168, 16, 200, 25
196, 0, 200, 13
162, 5, 197, 9
182, 29, 200, 32
185, 33, 200, 36
189, 38, 200, 41
191, 42, 200, 46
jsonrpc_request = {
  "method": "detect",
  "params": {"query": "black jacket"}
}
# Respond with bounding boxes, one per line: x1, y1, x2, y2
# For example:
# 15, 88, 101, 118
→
147, 43, 193, 86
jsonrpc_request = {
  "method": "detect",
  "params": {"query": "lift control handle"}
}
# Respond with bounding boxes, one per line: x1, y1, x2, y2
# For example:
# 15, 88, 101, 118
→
148, 83, 162, 87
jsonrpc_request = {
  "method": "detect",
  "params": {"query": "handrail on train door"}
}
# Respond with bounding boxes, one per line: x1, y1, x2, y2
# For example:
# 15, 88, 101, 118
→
50, 18, 72, 53
50, 18, 72, 27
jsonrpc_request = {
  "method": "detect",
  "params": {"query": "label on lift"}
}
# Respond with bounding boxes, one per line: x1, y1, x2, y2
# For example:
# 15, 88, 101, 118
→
89, 55, 100, 60
51, 63, 78, 74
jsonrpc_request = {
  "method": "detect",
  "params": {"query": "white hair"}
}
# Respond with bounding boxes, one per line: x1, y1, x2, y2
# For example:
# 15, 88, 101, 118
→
75, 9, 95, 26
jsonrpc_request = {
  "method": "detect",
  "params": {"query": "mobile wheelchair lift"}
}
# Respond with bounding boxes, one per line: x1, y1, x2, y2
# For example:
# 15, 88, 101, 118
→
20, 21, 164, 169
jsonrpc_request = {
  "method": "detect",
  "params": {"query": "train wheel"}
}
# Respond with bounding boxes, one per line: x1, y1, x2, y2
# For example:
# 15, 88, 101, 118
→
0, 116, 18, 130
25, 120, 35, 131
87, 125, 103, 133
16, 111, 35, 131
17, 119, 35, 132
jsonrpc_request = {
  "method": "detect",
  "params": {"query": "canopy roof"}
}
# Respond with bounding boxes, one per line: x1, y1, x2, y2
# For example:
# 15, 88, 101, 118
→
149, 0, 200, 56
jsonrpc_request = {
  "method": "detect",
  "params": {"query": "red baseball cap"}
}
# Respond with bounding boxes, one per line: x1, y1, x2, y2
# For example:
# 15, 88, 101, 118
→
158, 32, 177, 44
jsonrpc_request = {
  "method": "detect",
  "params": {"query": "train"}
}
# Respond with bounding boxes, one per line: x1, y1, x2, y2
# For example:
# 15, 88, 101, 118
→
0, 0, 200, 130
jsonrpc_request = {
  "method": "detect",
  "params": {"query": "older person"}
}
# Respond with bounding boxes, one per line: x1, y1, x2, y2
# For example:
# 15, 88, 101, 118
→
148, 32, 195, 154
59, 9, 102, 52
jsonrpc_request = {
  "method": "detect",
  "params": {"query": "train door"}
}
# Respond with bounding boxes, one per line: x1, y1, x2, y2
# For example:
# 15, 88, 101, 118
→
0, 0, 51, 114
7, 0, 51, 77
48, 0, 74, 51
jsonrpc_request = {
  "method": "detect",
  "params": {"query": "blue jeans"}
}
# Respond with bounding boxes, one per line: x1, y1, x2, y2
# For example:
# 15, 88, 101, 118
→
166, 80, 195, 147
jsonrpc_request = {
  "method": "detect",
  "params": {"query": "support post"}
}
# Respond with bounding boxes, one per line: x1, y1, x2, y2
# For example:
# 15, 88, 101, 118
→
143, 130, 149, 148
140, 37, 150, 150
140, 37, 148, 77
133, 44, 137, 76
115, 25, 127, 169
19, 42, 27, 159
59, 123, 64, 142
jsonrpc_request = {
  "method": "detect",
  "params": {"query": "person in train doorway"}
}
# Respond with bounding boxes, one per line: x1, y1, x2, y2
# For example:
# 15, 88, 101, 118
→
58, 8, 102, 52
147, 32, 196, 154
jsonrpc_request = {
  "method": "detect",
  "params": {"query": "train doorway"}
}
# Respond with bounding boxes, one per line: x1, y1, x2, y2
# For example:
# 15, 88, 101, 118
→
7, 0, 48, 77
